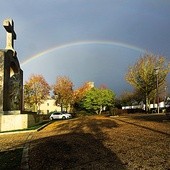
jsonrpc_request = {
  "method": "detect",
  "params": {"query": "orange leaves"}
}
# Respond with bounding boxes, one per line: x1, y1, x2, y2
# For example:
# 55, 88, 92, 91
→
24, 74, 51, 111
73, 82, 93, 103
53, 76, 74, 108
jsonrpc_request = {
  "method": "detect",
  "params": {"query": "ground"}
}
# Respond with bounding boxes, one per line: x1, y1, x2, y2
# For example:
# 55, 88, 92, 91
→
0, 113, 170, 170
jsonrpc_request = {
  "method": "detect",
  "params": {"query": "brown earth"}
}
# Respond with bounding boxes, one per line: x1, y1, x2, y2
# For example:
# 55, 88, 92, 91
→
0, 114, 170, 169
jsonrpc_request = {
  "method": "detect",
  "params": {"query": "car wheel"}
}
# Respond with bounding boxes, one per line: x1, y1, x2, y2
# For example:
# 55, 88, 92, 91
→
62, 116, 66, 120
50, 117, 54, 120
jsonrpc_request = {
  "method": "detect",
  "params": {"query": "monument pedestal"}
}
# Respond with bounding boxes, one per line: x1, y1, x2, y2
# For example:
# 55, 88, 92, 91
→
0, 114, 44, 132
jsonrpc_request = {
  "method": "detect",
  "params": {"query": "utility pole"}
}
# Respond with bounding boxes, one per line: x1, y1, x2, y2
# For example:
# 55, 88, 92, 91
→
155, 67, 160, 114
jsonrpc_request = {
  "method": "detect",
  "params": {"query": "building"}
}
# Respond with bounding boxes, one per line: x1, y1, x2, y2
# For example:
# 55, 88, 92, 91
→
39, 81, 95, 114
39, 98, 62, 114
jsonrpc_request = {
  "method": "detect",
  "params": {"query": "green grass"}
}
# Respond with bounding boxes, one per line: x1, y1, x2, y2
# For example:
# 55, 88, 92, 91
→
27, 120, 50, 130
0, 148, 23, 170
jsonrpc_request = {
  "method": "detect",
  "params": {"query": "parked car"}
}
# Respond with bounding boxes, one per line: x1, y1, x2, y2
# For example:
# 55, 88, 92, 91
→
49, 112, 72, 120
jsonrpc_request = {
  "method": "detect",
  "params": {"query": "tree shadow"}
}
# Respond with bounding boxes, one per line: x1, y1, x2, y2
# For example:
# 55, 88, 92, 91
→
53, 116, 119, 138
28, 116, 126, 169
114, 115, 170, 137
0, 148, 23, 170
127, 114, 169, 123
29, 133, 126, 170
0, 116, 126, 169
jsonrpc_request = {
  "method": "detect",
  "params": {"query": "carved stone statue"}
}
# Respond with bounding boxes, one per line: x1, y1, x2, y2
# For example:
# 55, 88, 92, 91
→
9, 73, 22, 110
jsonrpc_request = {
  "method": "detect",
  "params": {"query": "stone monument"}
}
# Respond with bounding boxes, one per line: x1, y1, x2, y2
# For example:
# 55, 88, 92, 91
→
0, 18, 23, 114
0, 19, 43, 132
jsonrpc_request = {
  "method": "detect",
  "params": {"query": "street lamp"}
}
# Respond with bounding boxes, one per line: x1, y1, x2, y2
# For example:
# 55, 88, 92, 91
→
155, 67, 160, 114
164, 86, 167, 103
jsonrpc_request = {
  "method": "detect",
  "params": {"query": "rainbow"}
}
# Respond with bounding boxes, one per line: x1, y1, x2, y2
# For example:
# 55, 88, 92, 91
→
21, 40, 146, 66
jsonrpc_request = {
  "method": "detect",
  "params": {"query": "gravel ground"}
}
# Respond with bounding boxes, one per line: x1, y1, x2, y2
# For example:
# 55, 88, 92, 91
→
27, 114, 170, 170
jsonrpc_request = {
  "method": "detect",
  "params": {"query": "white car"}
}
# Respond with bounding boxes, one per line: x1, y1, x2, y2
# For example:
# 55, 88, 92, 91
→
50, 112, 72, 120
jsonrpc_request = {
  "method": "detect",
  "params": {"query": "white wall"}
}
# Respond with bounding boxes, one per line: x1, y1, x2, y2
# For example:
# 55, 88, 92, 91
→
40, 99, 61, 114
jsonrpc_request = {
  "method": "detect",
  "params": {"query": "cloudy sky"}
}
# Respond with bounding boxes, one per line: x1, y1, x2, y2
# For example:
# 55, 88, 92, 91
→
0, 0, 170, 95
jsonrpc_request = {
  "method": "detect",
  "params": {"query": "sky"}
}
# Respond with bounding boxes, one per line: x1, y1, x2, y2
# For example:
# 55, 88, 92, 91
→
0, 0, 170, 95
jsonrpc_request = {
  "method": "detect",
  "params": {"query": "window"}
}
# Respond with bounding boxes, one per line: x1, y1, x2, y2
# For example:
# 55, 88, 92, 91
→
53, 112, 60, 115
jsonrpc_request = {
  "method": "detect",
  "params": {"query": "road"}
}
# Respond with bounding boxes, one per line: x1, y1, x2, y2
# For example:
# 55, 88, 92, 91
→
0, 114, 170, 169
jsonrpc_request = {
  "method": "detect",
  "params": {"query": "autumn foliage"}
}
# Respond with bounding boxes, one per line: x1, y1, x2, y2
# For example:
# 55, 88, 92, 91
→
73, 82, 94, 103
53, 76, 73, 112
24, 74, 51, 111
125, 53, 170, 112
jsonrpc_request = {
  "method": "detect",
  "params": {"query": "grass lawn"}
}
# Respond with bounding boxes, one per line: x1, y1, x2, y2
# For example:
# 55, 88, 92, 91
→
28, 114, 170, 169
1, 114, 169, 169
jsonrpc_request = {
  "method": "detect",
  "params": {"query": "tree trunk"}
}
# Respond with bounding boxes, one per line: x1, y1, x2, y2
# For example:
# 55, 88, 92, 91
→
34, 103, 38, 112
145, 95, 150, 113
61, 103, 63, 112
99, 106, 102, 115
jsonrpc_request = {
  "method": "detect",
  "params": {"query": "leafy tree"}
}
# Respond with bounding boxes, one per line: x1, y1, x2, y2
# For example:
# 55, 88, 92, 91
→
125, 53, 170, 112
53, 76, 73, 112
82, 87, 115, 114
24, 74, 51, 112
73, 82, 93, 109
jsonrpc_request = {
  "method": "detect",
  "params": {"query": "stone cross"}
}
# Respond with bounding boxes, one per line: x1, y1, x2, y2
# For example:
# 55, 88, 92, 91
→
3, 18, 16, 52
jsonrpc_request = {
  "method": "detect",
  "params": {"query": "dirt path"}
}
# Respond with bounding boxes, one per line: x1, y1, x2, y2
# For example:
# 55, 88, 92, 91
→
28, 115, 170, 170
